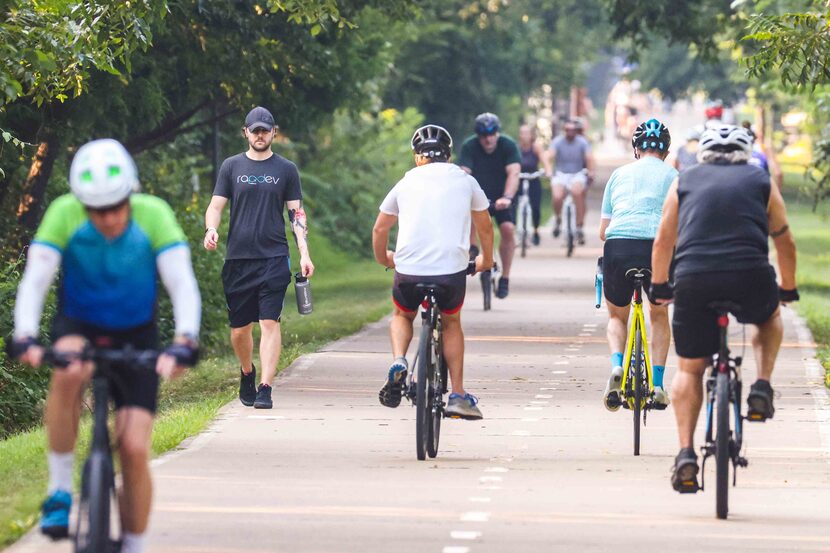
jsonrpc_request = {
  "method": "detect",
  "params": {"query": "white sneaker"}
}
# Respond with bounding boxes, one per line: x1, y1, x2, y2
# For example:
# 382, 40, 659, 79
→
652, 386, 670, 409
603, 366, 624, 412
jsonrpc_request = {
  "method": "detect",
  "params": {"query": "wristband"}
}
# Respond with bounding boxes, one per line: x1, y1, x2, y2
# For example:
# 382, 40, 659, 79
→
205, 227, 217, 235
164, 343, 200, 367
649, 281, 674, 301
7, 336, 39, 359
779, 287, 799, 303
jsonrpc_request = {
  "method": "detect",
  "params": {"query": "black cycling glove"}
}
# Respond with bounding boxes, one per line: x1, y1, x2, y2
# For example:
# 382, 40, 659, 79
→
164, 343, 200, 367
779, 287, 800, 303
650, 281, 674, 302
6, 336, 39, 359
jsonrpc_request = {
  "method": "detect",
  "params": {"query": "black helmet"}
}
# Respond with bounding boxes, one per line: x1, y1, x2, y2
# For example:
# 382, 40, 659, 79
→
632, 118, 671, 153
474, 112, 501, 135
411, 124, 453, 159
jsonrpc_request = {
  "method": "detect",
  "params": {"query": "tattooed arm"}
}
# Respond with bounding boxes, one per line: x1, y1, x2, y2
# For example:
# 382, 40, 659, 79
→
287, 199, 315, 277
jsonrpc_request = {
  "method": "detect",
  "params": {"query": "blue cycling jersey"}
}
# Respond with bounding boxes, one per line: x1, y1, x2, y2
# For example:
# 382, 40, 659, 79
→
601, 156, 678, 240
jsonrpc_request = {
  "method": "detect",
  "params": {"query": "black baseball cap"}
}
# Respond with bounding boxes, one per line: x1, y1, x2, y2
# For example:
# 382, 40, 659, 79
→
245, 106, 276, 131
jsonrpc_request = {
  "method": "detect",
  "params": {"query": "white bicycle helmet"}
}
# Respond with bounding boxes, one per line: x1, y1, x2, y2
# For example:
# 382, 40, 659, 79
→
69, 139, 139, 208
698, 125, 753, 154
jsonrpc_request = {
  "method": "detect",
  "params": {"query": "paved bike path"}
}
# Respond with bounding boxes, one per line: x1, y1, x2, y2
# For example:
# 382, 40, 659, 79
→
9, 164, 830, 553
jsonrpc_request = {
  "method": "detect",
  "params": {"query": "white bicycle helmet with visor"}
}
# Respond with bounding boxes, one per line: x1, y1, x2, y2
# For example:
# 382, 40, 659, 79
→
411, 124, 453, 159
699, 125, 753, 154
69, 139, 139, 208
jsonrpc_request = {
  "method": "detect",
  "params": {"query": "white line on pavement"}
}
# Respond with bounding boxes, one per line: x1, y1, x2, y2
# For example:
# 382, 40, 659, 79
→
442, 547, 470, 553
450, 531, 483, 540
484, 467, 509, 473
460, 512, 490, 522
469, 497, 491, 503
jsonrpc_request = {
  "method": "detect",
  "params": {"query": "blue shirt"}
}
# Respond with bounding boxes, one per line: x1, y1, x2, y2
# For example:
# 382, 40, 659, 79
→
601, 156, 678, 240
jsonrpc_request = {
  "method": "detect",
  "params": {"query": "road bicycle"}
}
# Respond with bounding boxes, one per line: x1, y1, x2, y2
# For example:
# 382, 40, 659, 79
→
553, 170, 586, 257
479, 258, 499, 311
516, 170, 545, 258
696, 302, 749, 519
598, 266, 663, 456
46, 346, 159, 553
406, 262, 478, 460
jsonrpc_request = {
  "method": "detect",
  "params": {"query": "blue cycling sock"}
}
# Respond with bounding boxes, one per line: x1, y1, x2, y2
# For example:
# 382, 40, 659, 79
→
611, 352, 623, 369
653, 365, 665, 387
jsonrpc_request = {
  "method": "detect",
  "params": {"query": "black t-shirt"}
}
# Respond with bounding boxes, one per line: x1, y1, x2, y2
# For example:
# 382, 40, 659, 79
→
458, 135, 522, 200
213, 152, 303, 259
675, 161, 771, 277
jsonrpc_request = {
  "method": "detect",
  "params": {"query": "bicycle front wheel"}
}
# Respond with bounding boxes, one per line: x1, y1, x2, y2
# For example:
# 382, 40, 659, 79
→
75, 451, 114, 553
565, 203, 575, 257
716, 371, 730, 519
521, 206, 529, 258
481, 270, 491, 311
415, 321, 432, 461
633, 328, 643, 456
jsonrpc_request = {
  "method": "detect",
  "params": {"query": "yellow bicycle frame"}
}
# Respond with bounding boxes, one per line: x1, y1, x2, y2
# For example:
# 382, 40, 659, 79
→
619, 298, 653, 409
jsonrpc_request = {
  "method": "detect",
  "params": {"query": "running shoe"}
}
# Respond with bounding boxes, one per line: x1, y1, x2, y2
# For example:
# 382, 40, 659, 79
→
532, 231, 540, 246
603, 366, 624, 412
495, 277, 509, 299
445, 393, 483, 420
671, 448, 700, 493
254, 383, 273, 409
378, 361, 407, 408
577, 227, 585, 245
239, 364, 257, 406
552, 219, 561, 238
40, 489, 71, 539
747, 379, 774, 421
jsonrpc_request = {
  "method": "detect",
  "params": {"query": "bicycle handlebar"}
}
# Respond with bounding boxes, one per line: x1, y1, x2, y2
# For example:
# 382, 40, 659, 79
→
519, 170, 546, 180
44, 346, 160, 371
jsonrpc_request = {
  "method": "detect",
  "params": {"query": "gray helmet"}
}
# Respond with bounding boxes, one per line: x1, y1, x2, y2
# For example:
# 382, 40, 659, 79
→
699, 124, 753, 154
474, 112, 501, 135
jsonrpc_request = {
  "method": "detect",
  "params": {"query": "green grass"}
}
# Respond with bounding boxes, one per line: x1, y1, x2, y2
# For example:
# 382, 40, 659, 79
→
0, 233, 393, 547
787, 197, 830, 389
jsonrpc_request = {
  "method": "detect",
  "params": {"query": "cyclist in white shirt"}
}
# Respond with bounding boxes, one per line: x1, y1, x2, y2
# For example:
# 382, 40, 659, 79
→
372, 125, 495, 420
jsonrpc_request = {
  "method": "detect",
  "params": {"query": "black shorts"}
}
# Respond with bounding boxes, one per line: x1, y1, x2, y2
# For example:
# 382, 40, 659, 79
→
488, 203, 514, 226
603, 239, 656, 307
673, 266, 779, 359
393, 270, 467, 314
51, 314, 160, 413
222, 256, 292, 327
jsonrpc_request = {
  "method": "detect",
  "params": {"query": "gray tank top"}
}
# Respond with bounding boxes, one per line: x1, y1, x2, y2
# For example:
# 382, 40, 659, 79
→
675, 162, 771, 277
676, 146, 698, 172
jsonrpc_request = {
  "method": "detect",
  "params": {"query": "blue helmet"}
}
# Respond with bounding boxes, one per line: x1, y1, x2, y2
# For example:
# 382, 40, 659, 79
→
474, 112, 501, 135
632, 119, 671, 153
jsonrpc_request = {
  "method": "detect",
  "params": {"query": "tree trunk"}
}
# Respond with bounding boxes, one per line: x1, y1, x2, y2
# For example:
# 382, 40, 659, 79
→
17, 129, 59, 241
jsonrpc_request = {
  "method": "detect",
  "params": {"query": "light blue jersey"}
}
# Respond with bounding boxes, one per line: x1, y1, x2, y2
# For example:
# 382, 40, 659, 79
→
601, 156, 678, 240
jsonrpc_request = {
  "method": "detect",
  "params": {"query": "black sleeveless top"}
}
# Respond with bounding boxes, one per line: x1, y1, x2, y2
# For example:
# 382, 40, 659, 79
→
520, 147, 540, 173
675, 161, 771, 277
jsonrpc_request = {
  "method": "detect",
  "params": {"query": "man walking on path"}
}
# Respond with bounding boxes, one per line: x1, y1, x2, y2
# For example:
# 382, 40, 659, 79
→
204, 106, 314, 409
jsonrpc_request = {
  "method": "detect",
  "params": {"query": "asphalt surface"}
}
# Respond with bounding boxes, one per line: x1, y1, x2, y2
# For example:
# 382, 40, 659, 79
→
8, 159, 830, 553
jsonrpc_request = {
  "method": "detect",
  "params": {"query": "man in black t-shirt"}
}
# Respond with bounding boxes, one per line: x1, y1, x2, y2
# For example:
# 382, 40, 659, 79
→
650, 124, 798, 493
459, 113, 521, 299
204, 106, 315, 409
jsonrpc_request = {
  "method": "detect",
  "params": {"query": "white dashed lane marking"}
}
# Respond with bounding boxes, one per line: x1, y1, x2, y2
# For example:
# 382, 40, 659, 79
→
460, 512, 490, 522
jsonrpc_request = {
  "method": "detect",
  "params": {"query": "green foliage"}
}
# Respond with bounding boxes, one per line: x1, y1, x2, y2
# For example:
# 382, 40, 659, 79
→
743, 8, 830, 90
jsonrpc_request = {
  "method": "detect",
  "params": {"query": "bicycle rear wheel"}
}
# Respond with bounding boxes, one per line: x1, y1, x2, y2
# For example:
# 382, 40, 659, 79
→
633, 328, 643, 456
481, 270, 491, 311
520, 206, 529, 258
427, 350, 442, 458
565, 203, 575, 257
415, 321, 432, 461
716, 370, 730, 519
74, 451, 114, 553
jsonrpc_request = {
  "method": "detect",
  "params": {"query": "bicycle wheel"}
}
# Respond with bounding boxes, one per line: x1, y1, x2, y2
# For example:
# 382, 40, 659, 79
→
633, 328, 643, 456
427, 346, 442, 458
520, 205, 529, 258
74, 451, 113, 553
481, 270, 491, 311
415, 321, 432, 461
715, 370, 730, 519
565, 203, 575, 257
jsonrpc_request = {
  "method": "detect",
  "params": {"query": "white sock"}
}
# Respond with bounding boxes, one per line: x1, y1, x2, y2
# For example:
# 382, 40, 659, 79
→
47, 451, 74, 494
121, 532, 145, 553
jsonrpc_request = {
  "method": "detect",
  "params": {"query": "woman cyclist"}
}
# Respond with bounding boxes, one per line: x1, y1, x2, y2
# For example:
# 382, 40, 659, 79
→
517, 124, 545, 245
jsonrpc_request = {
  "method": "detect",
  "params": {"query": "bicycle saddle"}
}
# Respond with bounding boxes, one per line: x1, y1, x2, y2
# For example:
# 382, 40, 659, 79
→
624, 268, 651, 281
707, 301, 742, 315
415, 283, 445, 294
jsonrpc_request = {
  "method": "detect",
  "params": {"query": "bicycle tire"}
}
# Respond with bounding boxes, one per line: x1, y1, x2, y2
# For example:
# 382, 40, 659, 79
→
520, 206, 529, 258
481, 270, 491, 311
565, 203, 575, 257
75, 451, 113, 553
415, 321, 431, 461
427, 341, 442, 458
633, 328, 643, 456
716, 370, 730, 519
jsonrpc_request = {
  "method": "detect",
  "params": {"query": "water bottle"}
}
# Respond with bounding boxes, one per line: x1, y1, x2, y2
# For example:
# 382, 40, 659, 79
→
294, 272, 313, 315
595, 257, 603, 309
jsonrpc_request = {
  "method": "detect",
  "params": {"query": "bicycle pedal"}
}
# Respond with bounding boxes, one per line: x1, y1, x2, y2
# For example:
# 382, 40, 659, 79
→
745, 411, 768, 423
676, 480, 700, 494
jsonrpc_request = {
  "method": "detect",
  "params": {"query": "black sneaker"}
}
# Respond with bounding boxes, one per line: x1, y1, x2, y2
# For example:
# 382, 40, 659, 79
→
552, 219, 561, 238
747, 379, 774, 421
577, 228, 585, 245
671, 447, 700, 493
239, 364, 257, 407
495, 277, 509, 299
254, 383, 273, 409
532, 231, 540, 246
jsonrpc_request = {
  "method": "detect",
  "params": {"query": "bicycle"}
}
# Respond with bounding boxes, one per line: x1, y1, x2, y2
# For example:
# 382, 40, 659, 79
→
406, 262, 477, 460
479, 259, 499, 311
598, 266, 663, 456
696, 302, 749, 519
46, 346, 159, 553
552, 170, 585, 257
517, 170, 545, 258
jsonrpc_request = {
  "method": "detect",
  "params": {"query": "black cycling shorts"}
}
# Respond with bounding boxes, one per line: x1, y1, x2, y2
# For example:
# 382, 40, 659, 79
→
602, 239, 656, 307
488, 203, 515, 226
51, 314, 160, 414
672, 266, 779, 359
222, 256, 292, 327
393, 270, 467, 315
